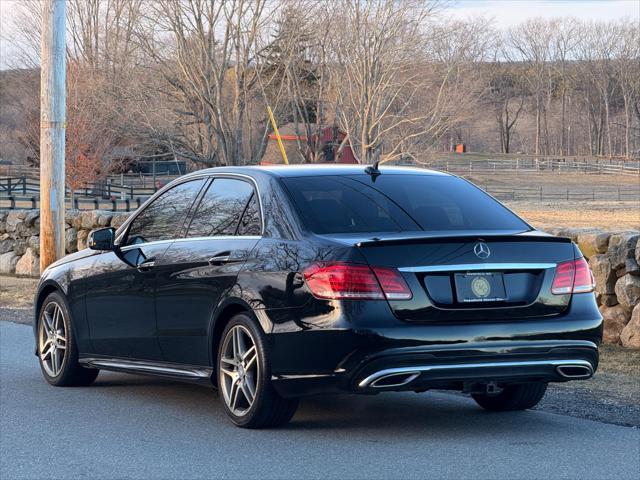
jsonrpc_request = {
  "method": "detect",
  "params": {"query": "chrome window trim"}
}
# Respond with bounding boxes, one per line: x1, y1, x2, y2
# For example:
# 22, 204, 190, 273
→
173, 235, 261, 243
115, 172, 265, 248
118, 236, 262, 252
119, 239, 174, 251
398, 262, 556, 273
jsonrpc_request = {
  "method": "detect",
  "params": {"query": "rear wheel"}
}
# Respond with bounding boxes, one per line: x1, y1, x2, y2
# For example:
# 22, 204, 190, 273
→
217, 313, 298, 428
37, 292, 99, 386
472, 382, 547, 411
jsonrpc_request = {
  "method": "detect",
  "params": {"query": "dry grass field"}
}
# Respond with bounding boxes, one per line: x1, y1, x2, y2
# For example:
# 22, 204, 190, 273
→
506, 200, 639, 230
464, 172, 639, 230
465, 171, 638, 189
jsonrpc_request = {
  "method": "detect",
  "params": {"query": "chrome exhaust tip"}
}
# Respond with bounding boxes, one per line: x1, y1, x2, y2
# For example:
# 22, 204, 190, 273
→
358, 359, 595, 388
556, 364, 593, 379
368, 371, 420, 388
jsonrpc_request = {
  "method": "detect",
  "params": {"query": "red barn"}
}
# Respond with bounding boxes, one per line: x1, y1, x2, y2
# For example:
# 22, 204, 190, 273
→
263, 123, 358, 164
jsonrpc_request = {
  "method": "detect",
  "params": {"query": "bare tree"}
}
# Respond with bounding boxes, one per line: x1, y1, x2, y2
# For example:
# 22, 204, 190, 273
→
135, 0, 283, 166
265, 0, 335, 163
330, 0, 443, 164
506, 19, 554, 156
3, 2, 639, 168
612, 20, 640, 158
424, 17, 494, 154
576, 21, 621, 157
486, 60, 526, 154
1, 0, 42, 69
67, 0, 145, 80
550, 18, 580, 155
65, 63, 120, 203
4, 0, 152, 168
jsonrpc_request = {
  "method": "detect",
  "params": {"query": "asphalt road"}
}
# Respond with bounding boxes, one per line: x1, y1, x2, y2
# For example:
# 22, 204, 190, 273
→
1, 321, 639, 480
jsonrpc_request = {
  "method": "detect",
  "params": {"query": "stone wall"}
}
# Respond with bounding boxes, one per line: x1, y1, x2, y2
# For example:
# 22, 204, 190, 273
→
1, 210, 639, 348
544, 227, 640, 349
0, 210, 130, 277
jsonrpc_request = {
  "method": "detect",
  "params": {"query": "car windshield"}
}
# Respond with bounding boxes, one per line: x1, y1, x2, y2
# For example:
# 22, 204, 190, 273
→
281, 174, 530, 234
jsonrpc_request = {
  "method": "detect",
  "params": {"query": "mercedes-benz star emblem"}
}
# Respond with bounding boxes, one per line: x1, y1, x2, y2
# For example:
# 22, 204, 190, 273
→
473, 242, 491, 259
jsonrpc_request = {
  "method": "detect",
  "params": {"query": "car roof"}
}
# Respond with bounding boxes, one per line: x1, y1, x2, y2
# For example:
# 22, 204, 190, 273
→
187, 164, 451, 178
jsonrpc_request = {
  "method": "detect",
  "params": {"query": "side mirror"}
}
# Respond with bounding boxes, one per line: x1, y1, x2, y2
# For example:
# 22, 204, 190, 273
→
88, 227, 116, 251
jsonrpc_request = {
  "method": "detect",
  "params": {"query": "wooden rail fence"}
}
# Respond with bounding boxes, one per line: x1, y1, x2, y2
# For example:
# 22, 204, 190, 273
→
0, 176, 157, 199
0, 196, 146, 211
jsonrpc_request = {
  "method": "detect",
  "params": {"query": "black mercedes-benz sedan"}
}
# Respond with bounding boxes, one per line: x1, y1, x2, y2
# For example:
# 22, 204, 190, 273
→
34, 165, 602, 428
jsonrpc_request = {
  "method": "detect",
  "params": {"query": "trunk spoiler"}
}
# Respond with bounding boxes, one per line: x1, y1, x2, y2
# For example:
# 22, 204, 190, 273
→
355, 232, 572, 248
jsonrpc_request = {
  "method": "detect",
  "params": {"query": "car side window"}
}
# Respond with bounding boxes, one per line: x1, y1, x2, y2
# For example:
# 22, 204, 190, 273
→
186, 178, 257, 238
124, 179, 206, 246
237, 193, 261, 236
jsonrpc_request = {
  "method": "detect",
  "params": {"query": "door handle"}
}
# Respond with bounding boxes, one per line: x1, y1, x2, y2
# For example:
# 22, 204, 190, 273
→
137, 259, 156, 271
208, 255, 230, 265
208, 253, 231, 265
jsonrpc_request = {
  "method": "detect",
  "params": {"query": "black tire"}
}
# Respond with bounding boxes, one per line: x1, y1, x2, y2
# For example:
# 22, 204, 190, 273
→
217, 313, 298, 429
37, 292, 99, 387
472, 382, 547, 411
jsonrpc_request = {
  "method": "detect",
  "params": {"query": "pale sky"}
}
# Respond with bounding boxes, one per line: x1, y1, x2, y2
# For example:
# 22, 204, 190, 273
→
449, 0, 639, 27
0, 0, 638, 70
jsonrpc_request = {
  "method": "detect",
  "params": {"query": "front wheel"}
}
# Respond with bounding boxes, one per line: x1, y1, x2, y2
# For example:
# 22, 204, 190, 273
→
217, 313, 298, 428
37, 292, 99, 386
472, 382, 547, 411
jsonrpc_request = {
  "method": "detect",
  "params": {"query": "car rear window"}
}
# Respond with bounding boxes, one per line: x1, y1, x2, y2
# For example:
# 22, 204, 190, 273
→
282, 174, 529, 234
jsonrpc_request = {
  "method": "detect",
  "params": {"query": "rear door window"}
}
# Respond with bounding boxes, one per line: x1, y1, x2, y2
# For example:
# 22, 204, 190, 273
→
186, 178, 256, 237
236, 194, 262, 236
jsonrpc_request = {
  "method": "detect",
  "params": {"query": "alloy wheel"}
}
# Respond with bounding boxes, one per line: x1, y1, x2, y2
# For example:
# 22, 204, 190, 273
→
39, 301, 67, 377
219, 325, 259, 416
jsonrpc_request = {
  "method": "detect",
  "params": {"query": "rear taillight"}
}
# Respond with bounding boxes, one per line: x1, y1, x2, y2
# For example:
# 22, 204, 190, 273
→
573, 257, 596, 293
303, 263, 412, 300
551, 257, 595, 295
370, 266, 413, 300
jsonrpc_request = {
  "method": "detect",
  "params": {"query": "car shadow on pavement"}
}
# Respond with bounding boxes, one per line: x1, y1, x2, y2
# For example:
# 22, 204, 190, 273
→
288, 393, 563, 434
86, 371, 568, 436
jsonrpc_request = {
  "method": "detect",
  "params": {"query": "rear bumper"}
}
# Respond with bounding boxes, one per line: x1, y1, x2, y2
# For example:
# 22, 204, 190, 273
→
352, 343, 597, 391
271, 340, 599, 397
269, 294, 602, 398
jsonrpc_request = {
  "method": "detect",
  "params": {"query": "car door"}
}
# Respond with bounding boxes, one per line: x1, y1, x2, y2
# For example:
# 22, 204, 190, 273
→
84, 178, 207, 360
155, 176, 262, 366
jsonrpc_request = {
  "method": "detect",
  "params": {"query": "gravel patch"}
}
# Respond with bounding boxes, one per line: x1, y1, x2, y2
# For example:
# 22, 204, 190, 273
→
0, 307, 33, 326
536, 374, 640, 428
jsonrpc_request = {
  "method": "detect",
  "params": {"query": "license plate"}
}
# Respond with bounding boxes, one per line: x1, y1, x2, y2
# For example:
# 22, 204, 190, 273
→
454, 272, 506, 303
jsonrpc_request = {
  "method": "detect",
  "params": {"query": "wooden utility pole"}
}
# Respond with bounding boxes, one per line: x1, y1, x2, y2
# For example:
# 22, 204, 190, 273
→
40, 0, 66, 271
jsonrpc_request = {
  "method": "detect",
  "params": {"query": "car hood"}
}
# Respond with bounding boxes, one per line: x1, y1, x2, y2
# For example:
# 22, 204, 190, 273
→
45, 248, 99, 271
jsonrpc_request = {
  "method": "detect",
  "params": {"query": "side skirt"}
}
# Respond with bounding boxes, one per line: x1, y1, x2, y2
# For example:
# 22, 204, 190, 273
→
79, 356, 215, 385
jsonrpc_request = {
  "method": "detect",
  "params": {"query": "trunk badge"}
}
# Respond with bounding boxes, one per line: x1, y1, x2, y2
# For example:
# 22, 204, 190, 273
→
473, 242, 491, 259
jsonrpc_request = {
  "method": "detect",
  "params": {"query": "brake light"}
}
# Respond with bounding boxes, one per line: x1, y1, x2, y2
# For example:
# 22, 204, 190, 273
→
573, 257, 596, 293
371, 266, 413, 300
551, 258, 595, 294
303, 263, 412, 300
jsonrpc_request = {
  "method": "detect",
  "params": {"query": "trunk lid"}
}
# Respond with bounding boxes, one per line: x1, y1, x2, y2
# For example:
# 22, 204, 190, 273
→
325, 230, 575, 322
